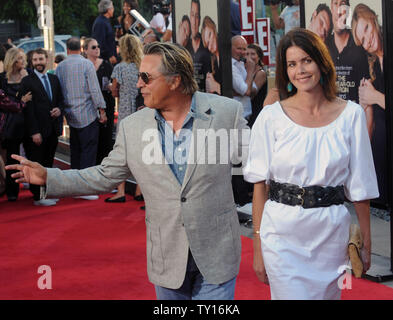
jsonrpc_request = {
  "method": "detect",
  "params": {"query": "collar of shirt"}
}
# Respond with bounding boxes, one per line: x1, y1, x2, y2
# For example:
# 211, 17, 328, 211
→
232, 57, 243, 66
34, 68, 47, 78
154, 94, 198, 185
154, 94, 200, 125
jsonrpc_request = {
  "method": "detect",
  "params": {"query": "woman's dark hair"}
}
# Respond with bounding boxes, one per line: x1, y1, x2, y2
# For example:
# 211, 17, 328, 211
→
55, 54, 66, 64
121, 0, 138, 19
123, 0, 138, 10
275, 28, 337, 101
247, 43, 264, 67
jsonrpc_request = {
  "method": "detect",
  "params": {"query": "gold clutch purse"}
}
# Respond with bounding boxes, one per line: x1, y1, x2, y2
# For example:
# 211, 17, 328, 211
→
348, 224, 363, 278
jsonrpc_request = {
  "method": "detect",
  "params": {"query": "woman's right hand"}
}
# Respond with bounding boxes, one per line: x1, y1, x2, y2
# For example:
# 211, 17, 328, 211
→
253, 237, 269, 284
21, 91, 32, 103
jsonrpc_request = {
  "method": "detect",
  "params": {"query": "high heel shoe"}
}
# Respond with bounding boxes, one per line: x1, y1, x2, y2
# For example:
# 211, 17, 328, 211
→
134, 194, 144, 201
105, 196, 126, 203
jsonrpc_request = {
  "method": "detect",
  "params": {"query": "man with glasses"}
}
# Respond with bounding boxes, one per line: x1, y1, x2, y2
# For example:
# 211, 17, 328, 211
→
7, 42, 249, 300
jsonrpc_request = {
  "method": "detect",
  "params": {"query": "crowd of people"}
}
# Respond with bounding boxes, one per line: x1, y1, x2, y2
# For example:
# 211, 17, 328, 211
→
0, 0, 380, 301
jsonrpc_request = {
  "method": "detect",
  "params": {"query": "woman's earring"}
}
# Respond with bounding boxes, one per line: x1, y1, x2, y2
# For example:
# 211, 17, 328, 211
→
320, 76, 324, 86
287, 82, 293, 92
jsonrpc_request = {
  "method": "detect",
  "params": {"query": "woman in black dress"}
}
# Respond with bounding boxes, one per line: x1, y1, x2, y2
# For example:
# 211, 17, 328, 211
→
0, 48, 32, 201
247, 43, 267, 128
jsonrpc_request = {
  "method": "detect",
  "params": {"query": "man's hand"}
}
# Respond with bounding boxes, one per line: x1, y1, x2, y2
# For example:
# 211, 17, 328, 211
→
32, 133, 43, 146
99, 108, 107, 124
5, 154, 47, 185
50, 107, 61, 118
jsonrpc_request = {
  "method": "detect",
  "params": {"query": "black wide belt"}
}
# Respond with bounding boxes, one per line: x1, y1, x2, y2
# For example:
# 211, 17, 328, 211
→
269, 180, 345, 209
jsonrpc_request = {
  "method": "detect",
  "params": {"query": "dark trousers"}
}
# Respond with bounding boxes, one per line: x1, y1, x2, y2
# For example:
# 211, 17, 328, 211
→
24, 133, 58, 200
69, 120, 99, 170
3, 139, 22, 199
232, 173, 252, 206
96, 106, 114, 165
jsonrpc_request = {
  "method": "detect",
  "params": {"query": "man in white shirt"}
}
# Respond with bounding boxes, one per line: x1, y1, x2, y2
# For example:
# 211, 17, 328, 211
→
150, 11, 166, 35
231, 35, 256, 121
231, 36, 254, 207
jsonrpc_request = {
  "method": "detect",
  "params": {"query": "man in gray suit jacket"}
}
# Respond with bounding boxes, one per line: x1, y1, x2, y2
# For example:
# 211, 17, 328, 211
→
7, 42, 249, 300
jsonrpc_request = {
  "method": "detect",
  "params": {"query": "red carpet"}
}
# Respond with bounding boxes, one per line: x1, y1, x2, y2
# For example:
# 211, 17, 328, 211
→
1, 189, 393, 300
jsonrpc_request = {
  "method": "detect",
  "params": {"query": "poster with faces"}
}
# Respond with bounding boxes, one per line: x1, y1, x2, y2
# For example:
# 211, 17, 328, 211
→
304, 0, 382, 41
174, 0, 221, 94
303, 0, 388, 206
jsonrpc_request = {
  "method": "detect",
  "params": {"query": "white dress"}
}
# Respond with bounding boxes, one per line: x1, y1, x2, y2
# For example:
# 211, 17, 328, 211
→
243, 101, 379, 300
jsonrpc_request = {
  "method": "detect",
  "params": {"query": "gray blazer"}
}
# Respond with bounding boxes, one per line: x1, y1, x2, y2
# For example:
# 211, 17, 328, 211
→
45, 91, 249, 289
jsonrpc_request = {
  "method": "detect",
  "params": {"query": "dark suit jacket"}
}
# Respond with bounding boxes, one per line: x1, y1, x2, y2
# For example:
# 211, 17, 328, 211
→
20, 72, 64, 138
92, 15, 116, 61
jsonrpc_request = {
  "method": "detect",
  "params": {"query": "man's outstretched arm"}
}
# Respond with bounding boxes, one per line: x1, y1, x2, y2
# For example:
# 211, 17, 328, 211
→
6, 120, 132, 199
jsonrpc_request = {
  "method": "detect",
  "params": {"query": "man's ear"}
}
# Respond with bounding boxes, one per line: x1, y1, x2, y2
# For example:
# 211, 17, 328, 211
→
169, 75, 182, 91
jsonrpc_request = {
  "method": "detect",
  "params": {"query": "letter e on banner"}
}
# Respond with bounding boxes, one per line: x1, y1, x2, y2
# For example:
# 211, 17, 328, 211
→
37, 265, 52, 290
239, 0, 255, 43
256, 18, 270, 66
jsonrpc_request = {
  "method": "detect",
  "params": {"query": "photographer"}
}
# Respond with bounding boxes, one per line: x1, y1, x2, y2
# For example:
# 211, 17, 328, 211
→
150, 0, 171, 35
270, 0, 300, 34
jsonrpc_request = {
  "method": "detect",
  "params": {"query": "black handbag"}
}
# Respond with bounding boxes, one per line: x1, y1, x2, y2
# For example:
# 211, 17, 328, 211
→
0, 73, 26, 141
1, 111, 25, 141
0, 89, 24, 113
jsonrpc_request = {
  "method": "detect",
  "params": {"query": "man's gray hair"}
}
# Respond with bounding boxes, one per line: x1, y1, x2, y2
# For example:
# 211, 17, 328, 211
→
98, 0, 113, 14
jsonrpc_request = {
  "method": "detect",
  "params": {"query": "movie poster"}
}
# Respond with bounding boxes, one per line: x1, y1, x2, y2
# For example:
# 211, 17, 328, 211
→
303, 0, 387, 205
173, 0, 225, 95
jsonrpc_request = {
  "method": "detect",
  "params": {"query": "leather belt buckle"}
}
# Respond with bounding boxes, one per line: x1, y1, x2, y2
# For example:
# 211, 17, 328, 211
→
297, 187, 305, 207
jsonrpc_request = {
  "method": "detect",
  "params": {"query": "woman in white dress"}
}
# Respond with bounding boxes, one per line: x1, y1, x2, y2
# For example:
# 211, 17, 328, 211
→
243, 28, 379, 300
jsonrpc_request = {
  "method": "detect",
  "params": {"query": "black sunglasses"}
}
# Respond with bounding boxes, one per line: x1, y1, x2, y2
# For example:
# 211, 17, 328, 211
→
138, 72, 165, 85
91, 45, 100, 50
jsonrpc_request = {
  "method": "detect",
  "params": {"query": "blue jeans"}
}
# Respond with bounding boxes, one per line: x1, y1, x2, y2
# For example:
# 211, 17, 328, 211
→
155, 251, 237, 300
